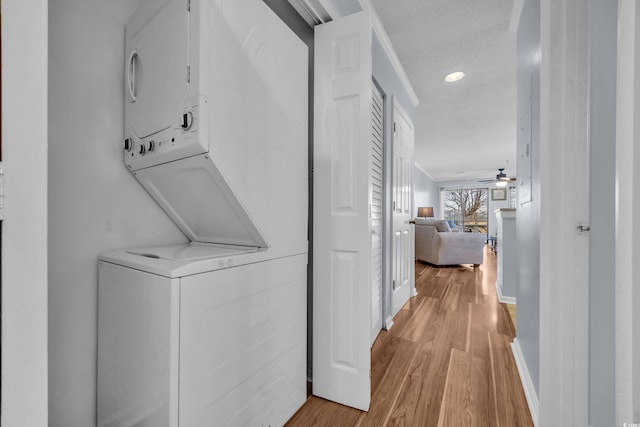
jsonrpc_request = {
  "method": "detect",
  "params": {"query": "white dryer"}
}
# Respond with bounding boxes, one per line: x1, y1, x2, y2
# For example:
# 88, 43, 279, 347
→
97, 0, 308, 425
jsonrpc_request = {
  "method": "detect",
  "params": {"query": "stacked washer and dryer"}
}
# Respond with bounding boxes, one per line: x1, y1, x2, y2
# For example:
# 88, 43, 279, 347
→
97, 0, 308, 425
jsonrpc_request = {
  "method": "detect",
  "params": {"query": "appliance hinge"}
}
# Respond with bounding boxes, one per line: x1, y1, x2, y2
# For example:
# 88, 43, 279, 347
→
187, 0, 191, 11
0, 161, 4, 220
187, 66, 191, 83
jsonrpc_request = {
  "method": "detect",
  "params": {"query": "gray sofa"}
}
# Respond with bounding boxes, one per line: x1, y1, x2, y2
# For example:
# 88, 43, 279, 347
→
414, 218, 486, 266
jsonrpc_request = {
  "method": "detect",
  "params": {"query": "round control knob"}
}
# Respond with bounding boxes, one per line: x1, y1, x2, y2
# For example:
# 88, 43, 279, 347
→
138, 144, 146, 155
124, 138, 133, 151
147, 140, 155, 152
181, 111, 194, 130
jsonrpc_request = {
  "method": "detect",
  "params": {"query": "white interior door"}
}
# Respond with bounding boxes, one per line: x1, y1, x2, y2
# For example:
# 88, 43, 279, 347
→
538, 0, 590, 423
370, 83, 384, 345
313, 10, 373, 411
391, 100, 415, 317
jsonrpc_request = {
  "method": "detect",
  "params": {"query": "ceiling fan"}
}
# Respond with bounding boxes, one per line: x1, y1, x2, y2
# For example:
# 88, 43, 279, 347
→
478, 168, 516, 186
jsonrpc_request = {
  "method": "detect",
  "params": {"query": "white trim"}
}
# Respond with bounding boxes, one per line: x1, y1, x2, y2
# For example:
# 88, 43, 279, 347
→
1, 0, 49, 425
615, 0, 640, 423
511, 339, 539, 427
384, 316, 394, 331
495, 281, 516, 305
361, 0, 420, 107
287, 0, 331, 26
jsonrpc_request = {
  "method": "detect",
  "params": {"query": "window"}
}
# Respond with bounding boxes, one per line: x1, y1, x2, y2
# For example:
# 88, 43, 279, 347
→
441, 187, 488, 235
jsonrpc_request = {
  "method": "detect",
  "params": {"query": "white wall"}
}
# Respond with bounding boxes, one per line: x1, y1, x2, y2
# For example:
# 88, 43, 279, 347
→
48, 1, 187, 425
2, 0, 49, 425
413, 165, 440, 218
516, 0, 541, 396
371, 30, 418, 329
589, 0, 618, 424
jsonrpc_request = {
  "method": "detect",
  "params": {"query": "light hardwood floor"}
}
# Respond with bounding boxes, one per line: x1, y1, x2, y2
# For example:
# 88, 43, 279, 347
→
286, 247, 533, 427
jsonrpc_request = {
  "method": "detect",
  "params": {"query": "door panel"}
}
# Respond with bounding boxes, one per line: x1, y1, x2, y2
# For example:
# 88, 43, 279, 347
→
313, 10, 372, 411
125, 0, 189, 139
392, 101, 415, 316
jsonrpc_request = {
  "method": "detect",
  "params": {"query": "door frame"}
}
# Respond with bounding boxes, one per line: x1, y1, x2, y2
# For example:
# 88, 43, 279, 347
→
370, 80, 385, 345
615, 0, 640, 422
1, 0, 49, 425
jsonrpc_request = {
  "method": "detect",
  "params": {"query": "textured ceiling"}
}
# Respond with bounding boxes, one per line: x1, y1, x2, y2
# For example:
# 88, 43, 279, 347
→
371, 0, 518, 183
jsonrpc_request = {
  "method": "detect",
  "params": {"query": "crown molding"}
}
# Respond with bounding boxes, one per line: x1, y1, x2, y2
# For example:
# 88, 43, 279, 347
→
414, 163, 436, 182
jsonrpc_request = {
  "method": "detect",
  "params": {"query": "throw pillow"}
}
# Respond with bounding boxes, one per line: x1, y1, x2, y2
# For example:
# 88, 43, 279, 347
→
418, 218, 450, 232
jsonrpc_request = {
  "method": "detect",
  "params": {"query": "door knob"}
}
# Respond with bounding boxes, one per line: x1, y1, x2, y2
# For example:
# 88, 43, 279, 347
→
409, 219, 416, 225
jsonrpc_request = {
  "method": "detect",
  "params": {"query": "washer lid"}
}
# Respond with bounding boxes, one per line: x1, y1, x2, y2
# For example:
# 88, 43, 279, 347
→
133, 154, 269, 248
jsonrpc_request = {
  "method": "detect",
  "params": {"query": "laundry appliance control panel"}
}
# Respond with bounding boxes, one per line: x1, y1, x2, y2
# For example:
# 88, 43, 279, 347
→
123, 96, 208, 171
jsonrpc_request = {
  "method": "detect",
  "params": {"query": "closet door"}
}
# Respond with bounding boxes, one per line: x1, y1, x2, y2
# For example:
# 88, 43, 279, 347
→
313, 10, 373, 412
370, 83, 384, 345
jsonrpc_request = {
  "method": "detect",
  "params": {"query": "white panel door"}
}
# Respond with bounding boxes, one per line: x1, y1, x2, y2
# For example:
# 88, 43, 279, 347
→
391, 100, 415, 317
370, 84, 384, 345
313, 10, 373, 411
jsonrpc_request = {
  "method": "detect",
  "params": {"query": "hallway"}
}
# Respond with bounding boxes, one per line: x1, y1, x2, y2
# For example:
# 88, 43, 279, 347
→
286, 247, 533, 426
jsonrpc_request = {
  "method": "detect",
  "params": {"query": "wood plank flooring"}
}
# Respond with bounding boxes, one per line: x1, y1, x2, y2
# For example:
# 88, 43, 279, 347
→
285, 247, 532, 427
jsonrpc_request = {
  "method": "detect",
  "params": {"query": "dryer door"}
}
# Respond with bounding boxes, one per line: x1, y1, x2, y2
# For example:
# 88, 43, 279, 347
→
125, 0, 189, 139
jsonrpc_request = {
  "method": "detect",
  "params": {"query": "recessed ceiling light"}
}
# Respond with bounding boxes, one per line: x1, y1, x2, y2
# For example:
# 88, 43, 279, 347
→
445, 71, 465, 83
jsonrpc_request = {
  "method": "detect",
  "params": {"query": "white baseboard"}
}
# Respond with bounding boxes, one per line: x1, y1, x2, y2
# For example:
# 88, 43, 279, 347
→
495, 280, 517, 304
384, 316, 394, 331
511, 338, 539, 426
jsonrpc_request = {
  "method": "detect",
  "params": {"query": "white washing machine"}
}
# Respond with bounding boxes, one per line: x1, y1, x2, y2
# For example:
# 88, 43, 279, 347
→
98, 247, 307, 427
97, 0, 308, 425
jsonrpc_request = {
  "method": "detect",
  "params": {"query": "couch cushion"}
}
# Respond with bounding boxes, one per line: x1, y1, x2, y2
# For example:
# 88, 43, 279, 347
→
415, 218, 451, 232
